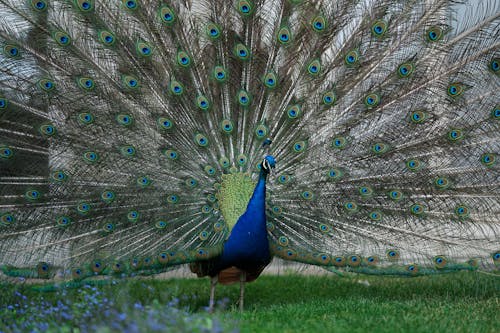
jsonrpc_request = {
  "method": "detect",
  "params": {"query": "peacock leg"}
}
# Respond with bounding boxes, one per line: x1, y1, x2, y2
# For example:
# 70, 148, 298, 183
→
209, 275, 218, 312
239, 271, 246, 312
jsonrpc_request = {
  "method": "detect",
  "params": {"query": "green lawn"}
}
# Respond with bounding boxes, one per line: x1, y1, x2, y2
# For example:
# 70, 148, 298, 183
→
1, 271, 499, 332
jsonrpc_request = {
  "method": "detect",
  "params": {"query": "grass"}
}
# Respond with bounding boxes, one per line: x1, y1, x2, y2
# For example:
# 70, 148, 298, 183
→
1, 271, 499, 332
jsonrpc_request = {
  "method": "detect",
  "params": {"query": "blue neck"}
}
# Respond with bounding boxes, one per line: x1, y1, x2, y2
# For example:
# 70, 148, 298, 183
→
217, 169, 271, 268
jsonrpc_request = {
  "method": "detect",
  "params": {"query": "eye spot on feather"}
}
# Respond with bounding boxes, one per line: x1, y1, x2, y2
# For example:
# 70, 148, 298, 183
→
333, 256, 346, 267
136, 41, 153, 57
116, 114, 133, 126
359, 186, 373, 197
369, 211, 382, 221
190, 95, 209, 112
37, 262, 50, 277
221, 119, 234, 134
489, 58, 499, 73
53, 31, 72, 46
166, 194, 179, 204
254, 124, 268, 139
98, 30, 116, 46
159, 5, 176, 25
169, 80, 184, 95
371, 20, 387, 37
480, 153, 496, 167
127, 210, 140, 223
307, 59, 321, 76
192, 248, 210, 260
332, 136, 347, 149
218, 156, 230, 169
301, 190, 314, 200
195, 133, 209, 147
237, 1, 254, 16
124, 0, 137, 10
56, 216, 71, 228
364, 93, 380, 109
344, 50, 359, 67
39, 124, 56, 137
204, 165, 215, 176
0, 212, 15, 226
76, 0, 93, 12
155, 220, 167, 229
77, 202, 91, 215
447, 128, 464, 142
387, 250, 400, 260
493, 252, 500, 263
121, 74, 140, 90
293, 140, 306, 153
327, 168, 343, 181
312, 16, 327, 32
406, 264, 419, 275
492, 105, 500, 120
447, 83, 464, 98
163, 149, 178, 161
371, 142, 389, 154
426, 26, 444, 42
263, 72, 278, 89
137, 176, 151, 187
0, 97, 7, 109
206, 23, 221, 39
0, 146, 13, 159
406, 159, 423, 172
83, 151, 99, 163
25, 189, 41, 201
38, 78, 56, 92
344, 201, 358, 212
31, 0, 48, 11
454, 205, 470, 219
410, 203, 426, 216
433, 255, 447, 269
51, 170, 68, 182
4, 44, 20, 58
348, 255, 361, 267
388, 190, 403, 201
213, 66, 227, 82
319, 224, 330, 233
409, 110, 427, 124
397, 62, 414, 78
101, 190, 116, 203
234, 43, 250, 61
434, 177, 450, 190
322, 91, 336, 106
278, 236, 288, 246
366, 256, 379, 267
277, 26, 292, 45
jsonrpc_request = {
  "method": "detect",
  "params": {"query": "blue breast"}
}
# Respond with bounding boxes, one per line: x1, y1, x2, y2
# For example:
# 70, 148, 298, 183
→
216, 171, 271, 270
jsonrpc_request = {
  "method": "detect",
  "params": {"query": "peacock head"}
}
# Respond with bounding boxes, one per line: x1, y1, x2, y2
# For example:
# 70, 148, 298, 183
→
261, 155, 276, 174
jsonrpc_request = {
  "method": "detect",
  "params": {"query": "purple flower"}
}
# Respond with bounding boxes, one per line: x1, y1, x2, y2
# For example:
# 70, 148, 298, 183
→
37, 322, 49, 331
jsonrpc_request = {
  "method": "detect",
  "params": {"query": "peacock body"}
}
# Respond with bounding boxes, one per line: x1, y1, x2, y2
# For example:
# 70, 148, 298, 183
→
0, 0, 499, 307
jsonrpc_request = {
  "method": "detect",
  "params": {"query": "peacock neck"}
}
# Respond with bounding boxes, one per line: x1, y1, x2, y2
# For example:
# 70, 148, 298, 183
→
216, 167, 271, 268
235, 168, 268, 236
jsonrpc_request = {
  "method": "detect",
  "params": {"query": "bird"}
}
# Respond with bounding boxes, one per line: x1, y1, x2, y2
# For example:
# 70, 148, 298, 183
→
0, 0, 499, 311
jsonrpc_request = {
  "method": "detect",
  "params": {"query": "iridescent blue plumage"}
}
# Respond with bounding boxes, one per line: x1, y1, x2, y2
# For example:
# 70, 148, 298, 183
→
191, 156, 275, 310
212, 156, 275, 273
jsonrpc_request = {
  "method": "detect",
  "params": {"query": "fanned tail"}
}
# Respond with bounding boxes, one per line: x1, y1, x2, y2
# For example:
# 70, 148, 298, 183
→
0, 0, 498, 280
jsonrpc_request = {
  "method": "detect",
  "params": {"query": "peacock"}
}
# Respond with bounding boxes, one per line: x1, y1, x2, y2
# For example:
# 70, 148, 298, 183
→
0, 0, 499, 311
